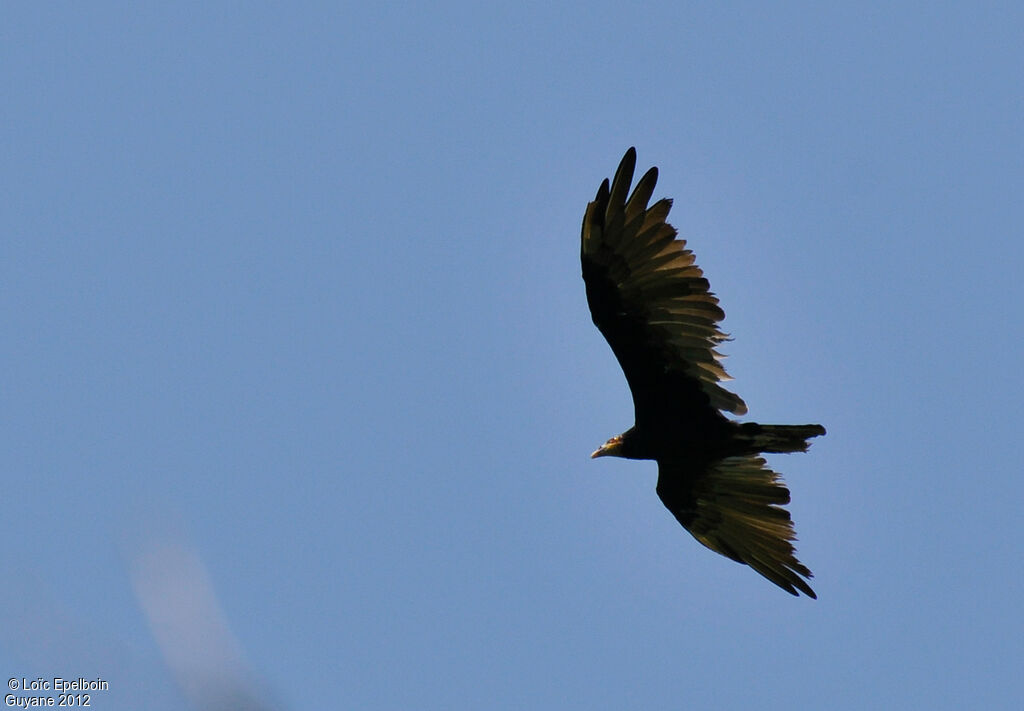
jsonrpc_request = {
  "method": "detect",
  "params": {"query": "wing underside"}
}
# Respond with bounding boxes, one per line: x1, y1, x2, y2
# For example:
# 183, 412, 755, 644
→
656, 456, 816, 598
580, 147, 747, 420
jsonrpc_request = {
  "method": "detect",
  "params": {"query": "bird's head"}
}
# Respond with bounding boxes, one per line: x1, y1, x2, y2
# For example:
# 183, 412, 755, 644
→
591, 434, 625, 459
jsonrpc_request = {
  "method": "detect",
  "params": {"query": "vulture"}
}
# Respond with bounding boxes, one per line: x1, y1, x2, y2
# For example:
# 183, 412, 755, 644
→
582, 148, 825, 598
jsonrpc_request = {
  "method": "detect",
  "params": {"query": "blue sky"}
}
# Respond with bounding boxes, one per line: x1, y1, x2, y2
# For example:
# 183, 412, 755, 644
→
3, 2, 1022, 709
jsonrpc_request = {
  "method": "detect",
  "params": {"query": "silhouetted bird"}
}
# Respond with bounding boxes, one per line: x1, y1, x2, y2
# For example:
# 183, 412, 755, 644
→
582, 148, 825, 597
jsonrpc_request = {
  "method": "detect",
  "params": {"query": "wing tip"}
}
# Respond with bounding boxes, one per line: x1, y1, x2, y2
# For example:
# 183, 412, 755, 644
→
608, 148, 638, 211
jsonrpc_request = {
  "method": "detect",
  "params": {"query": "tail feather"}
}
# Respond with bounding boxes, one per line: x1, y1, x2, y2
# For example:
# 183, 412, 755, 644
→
740, 423, 826, 453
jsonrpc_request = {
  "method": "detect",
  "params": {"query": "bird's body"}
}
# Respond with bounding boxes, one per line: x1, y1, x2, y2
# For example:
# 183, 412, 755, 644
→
582, 148, 825, 598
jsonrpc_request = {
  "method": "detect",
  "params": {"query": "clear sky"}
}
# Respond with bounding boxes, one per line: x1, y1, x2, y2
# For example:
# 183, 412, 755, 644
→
4, 3, 1022, 709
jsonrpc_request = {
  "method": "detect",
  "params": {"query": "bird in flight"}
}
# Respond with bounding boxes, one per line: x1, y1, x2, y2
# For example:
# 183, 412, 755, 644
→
581, 148, 825, 598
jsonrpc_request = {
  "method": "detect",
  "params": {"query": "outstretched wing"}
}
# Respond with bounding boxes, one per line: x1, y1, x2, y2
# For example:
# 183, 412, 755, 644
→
581, 147, 746, 426
656, 456, 816, 598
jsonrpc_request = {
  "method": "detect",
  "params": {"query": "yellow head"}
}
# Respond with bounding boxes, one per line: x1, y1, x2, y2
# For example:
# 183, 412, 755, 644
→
591, 434, 624, 459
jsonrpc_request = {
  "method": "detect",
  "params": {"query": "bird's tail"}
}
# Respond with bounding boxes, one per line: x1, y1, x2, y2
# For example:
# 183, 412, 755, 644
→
738, 423, 826, 453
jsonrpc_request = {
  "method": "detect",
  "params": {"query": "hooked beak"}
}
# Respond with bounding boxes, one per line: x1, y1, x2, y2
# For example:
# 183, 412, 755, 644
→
590, 436, 623, 459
